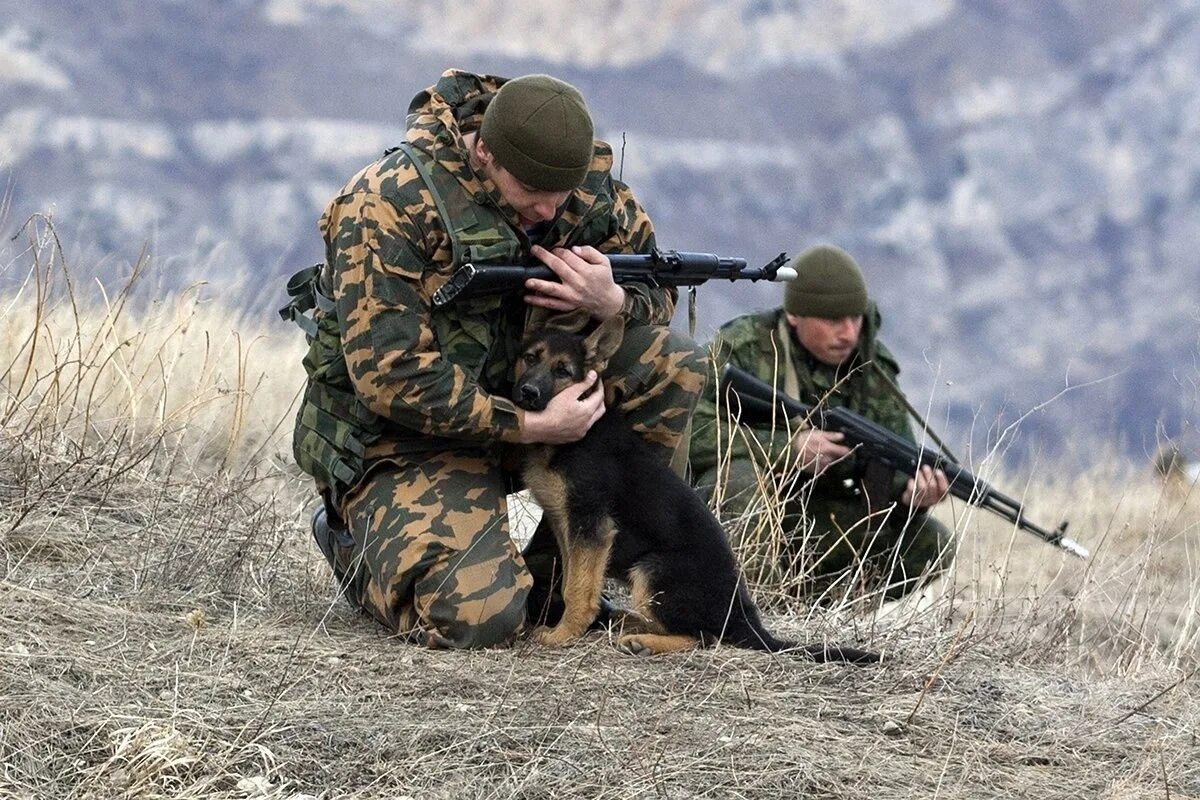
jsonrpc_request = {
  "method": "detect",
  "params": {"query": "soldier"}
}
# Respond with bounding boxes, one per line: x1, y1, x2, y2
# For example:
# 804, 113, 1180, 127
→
287, 70, 705, 648
690, 244, 953, 602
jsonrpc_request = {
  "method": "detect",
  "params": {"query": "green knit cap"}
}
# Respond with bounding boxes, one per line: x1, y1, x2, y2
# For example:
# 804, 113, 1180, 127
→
784, 244, 869, 318
481, 74, 594, 192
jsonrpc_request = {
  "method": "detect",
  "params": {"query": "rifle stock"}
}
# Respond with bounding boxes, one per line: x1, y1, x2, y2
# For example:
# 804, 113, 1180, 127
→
718, 363, 1089, 559
432, 249, 794, 307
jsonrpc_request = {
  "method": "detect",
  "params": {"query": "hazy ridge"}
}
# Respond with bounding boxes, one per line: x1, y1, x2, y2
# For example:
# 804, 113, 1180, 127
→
2, 0, 1198, 466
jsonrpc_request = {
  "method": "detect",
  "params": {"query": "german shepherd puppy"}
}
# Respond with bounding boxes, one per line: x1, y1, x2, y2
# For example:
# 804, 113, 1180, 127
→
512, 313, 878, 663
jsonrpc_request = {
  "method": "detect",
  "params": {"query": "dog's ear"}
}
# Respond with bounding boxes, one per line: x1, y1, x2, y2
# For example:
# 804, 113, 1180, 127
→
541, 309, 592, 334
583, 316, 625, 372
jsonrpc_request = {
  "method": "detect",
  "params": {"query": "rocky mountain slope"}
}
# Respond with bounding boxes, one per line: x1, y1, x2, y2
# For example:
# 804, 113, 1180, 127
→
2, 0, 1197, 466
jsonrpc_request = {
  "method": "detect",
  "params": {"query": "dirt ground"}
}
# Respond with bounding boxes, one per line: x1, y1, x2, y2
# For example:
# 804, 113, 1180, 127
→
1, 423, 1196, 800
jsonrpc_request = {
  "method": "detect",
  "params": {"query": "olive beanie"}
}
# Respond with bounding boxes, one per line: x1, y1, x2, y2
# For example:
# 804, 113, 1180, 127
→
784, 244, 869, 318
481, 74, 594, 191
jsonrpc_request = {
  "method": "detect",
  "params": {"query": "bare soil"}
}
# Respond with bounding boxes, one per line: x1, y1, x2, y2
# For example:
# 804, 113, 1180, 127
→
1, 425, 1196, 800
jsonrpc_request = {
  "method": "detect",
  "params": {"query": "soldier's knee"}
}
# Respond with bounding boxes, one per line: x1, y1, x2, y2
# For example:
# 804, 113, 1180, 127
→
697, 459, 761, 511
724, 459, 761, 491
886, 515, 955, 598
621, 326, 706, 394
919, 516, 956, 576
658, 329, 707, 389
693, 467, 721, 501
418, 566, 532, 649
433, 600, 527, 649
661, 327, 705, 366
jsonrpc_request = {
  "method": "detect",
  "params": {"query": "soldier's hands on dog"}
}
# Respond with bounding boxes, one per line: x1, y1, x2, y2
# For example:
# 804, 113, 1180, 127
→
524, 245, 625, 320
793, 429, 852, 475
518, 370, 606, 444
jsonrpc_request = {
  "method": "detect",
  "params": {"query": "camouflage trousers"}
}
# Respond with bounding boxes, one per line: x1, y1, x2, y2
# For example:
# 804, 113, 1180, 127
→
324, 324, 706, 648
696, 459, 954, 602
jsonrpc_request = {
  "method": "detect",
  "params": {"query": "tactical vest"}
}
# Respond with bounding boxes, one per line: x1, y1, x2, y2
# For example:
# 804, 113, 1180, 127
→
280, 142, 617, 510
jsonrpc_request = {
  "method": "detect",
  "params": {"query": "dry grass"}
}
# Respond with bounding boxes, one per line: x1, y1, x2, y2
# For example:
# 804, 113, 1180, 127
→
1, 224, 1197, 799
704, 409, 1200, 673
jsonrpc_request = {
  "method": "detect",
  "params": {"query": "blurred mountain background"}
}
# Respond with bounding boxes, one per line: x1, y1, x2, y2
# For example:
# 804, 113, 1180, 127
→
2, 0, 1198, 469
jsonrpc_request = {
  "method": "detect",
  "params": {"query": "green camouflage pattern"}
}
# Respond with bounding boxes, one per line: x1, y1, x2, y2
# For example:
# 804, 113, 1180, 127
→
293, 69, 705, 646
690, 305, 952, 600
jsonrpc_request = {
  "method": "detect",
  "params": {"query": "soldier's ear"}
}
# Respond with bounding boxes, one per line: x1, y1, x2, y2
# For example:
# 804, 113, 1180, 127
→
543, 309, 591, 334
583, 316, 624, 372
473, 134, 493, 167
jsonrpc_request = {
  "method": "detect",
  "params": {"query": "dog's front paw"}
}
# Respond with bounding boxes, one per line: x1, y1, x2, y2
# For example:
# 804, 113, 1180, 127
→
534, 625, 579, 647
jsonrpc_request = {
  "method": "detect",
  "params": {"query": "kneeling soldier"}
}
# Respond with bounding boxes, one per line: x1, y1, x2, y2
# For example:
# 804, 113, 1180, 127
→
287, 70, 705, 648
691, 245, 953, 602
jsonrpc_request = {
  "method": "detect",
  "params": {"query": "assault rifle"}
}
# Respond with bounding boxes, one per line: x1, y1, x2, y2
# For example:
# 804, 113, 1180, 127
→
719, 364, 1089, 559
431, 249, 794, 307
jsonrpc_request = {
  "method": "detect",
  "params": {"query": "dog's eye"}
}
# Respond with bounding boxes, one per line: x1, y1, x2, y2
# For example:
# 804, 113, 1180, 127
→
552, 365, 574, 379
522, 352, 538, 365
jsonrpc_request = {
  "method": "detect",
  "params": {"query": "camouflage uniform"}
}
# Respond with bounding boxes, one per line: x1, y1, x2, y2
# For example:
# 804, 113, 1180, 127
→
291, 70, 705, 647
690, 305, 952, 601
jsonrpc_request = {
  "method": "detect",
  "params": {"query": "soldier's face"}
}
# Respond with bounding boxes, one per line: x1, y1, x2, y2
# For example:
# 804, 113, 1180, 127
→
472, 138, 573, 226
494, 170, 572, 226
788, 313, 863, 366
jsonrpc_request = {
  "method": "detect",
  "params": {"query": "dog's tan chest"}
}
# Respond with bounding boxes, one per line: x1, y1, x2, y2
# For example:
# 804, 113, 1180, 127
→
520, 449, 569, 519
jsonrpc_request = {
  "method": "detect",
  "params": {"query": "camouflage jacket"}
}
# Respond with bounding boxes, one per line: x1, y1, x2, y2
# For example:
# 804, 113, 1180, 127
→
690, 305, 914, 495
294, 70, 673, 499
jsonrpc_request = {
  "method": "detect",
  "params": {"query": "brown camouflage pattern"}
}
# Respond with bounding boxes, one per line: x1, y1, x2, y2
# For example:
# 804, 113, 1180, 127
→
690, 305, 952, 600
325, 323, 706, 646
336, 451, 529, 648
317, 69, 674, 463
295, 69, 705, 646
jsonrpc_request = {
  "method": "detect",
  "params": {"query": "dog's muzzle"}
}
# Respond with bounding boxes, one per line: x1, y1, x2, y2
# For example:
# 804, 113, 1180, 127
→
514, 383, 547, 412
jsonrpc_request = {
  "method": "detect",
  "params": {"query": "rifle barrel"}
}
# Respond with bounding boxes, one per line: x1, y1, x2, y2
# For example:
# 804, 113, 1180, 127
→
717, 363, 1087, 558
431, 249, 792, 307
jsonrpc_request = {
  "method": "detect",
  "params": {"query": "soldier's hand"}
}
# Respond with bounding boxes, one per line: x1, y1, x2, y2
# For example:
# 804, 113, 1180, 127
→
794, 429, 851, 475
901, 465, 949, 508
524, 245, 625, 320
518, 371, 606, 444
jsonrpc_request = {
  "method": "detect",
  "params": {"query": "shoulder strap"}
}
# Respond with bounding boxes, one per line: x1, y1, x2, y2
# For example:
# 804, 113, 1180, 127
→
395, 142, 463, 269
868, 360, 959, 463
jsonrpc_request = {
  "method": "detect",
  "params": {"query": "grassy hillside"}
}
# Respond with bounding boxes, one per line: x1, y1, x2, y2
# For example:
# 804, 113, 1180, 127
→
2, 230, 1197, 798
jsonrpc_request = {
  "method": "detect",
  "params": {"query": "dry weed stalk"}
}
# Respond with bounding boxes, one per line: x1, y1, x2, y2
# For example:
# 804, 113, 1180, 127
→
1, 215, 304, 474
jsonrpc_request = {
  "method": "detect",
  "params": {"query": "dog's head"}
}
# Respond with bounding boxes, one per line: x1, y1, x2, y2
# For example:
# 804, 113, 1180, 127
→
512, 311, 625, 412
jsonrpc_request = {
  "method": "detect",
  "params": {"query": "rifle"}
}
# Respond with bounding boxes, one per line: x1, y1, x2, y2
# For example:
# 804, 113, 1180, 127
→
719, 364, 1089, 559
432, 249, 794, 307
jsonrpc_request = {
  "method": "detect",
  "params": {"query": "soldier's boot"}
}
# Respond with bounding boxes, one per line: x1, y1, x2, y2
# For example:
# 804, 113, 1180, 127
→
311, 504, 365, 612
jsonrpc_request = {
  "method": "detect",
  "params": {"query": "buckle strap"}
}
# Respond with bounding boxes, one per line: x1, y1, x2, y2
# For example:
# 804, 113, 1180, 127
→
279, 263, 334, 337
